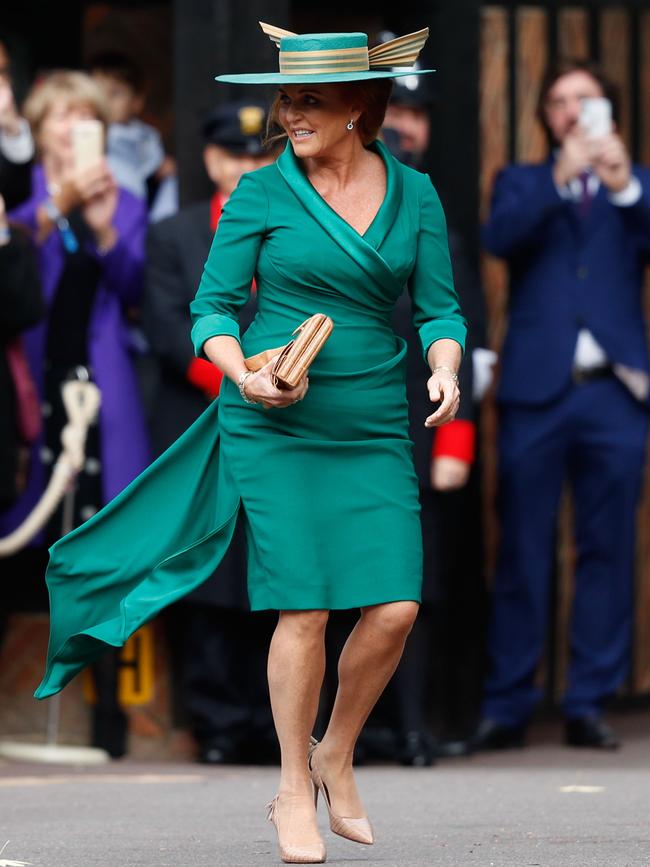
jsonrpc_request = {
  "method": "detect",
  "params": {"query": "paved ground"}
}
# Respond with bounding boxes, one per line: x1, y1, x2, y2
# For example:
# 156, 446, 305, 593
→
1, 711, 649, 867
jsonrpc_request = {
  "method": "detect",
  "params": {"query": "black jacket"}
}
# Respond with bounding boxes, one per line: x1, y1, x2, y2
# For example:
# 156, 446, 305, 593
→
144, 201, 257, 608
0, 153, 31, 211
0, 229, 43, 506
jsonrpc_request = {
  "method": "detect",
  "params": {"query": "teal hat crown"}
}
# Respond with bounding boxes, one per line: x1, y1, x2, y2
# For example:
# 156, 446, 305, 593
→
278, 32, 370, 75
215, 22, 435, 86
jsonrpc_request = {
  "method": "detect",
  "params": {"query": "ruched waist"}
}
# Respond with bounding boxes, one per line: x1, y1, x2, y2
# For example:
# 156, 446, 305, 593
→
241, 307, 402, 378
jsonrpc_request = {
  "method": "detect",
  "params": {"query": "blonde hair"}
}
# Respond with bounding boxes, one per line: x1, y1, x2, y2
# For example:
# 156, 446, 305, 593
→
23, 70, 109, 150
265, 79, 394, 148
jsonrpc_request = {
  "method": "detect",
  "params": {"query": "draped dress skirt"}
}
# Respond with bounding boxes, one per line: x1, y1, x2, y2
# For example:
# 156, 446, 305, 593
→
35, 140, 466, 699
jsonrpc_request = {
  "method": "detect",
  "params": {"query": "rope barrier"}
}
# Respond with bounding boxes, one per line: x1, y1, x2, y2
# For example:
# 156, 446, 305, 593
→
0, 380, 101, 557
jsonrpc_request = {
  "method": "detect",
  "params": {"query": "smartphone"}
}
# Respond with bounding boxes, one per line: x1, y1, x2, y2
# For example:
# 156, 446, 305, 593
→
579, 97, 612, 140
71, 119, 104, 171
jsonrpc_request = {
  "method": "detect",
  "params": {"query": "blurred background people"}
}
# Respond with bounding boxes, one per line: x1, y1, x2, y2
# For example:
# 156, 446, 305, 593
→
144, 102, 279, 764
89, 51, 177, 222
0, 70, 150, 756
473, 60, 650, 752
388, 238, 483, 765
0, 39, 34, 210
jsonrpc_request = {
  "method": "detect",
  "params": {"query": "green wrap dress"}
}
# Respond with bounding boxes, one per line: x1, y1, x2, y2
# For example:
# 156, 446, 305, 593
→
34, 140, 466, 699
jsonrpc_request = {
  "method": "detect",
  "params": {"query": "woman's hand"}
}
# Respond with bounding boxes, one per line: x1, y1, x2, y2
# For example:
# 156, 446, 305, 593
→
82, 175, 118, 249
424, 368, 460, 428
55, 159, 114, 214
243, 356, 309, 409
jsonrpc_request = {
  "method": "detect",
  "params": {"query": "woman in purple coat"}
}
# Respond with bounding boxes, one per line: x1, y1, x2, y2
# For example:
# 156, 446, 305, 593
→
0, 72, 149, 756
0, 71, 149, 543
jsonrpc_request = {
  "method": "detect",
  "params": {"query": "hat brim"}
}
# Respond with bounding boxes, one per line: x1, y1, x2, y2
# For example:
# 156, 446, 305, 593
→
215, 69, 435, 85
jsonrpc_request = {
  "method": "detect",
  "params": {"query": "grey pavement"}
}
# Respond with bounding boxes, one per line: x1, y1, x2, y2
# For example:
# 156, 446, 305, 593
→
1, 712, 649, 867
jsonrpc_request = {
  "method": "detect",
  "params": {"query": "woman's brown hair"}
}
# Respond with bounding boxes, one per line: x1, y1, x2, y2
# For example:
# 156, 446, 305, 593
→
23, 70, 109, 151
265, 78, 394, 147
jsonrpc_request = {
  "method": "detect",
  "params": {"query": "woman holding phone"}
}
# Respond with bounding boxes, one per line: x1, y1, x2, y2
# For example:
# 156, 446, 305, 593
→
0, 71, 149, 756
1, 70, 149, 540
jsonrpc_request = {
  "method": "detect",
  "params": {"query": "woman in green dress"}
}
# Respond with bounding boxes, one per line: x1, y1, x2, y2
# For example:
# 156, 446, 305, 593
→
35, 24, 466, 865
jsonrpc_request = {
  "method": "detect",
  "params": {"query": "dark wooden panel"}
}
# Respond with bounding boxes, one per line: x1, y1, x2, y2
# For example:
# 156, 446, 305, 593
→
557, 6, 589, 58
516, 6, 547, 162
479, 7, 509, 581
600, 7, 631, 147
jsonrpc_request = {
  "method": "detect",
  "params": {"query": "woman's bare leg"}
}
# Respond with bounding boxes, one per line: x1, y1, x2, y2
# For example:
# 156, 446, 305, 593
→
316, 601, 419, 816
267, 609, 329, 846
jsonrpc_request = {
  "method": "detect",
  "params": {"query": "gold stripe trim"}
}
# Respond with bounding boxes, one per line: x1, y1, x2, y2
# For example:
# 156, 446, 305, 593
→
280, 47, 368, 59
278, 63, 369, 74
281, 58, 368, 68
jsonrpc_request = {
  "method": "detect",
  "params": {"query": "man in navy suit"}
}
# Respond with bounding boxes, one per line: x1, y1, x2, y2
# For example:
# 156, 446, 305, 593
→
473, 60, 650, 751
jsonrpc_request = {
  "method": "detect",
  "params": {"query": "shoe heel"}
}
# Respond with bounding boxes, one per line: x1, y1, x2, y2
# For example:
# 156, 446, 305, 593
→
308, 745, 374, 846
266, 795, 326, 863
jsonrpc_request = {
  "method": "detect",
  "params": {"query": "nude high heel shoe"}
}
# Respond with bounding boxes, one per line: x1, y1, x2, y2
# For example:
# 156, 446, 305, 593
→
267, 795, 327, 864
308, 737, 374, 846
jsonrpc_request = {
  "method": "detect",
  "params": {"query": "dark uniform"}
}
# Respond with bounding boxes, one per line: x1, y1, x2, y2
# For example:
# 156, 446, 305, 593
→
388, 231, 486, 763
143, 103, 277, 763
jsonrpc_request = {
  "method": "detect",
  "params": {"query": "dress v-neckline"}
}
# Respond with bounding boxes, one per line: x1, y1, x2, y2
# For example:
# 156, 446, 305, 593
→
305, 141, 389, 239
278, 138, 400, 249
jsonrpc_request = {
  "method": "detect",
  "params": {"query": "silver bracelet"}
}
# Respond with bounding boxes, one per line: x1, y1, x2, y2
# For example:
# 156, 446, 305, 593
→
432, 366, 459, 384
237, 370, 258, 404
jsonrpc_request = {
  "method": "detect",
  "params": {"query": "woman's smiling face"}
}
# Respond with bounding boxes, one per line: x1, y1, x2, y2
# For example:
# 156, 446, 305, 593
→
277, 84, 359, 158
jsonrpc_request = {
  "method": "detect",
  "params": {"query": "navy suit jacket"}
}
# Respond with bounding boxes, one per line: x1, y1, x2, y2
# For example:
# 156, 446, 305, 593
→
483, 159, 650, 405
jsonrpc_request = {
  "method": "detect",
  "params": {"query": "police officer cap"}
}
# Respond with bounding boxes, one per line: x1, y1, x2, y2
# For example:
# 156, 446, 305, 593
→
202, 101, 268, 154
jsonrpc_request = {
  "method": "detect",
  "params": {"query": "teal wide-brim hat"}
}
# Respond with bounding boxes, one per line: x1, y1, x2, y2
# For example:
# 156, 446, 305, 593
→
215, 22, 435, 85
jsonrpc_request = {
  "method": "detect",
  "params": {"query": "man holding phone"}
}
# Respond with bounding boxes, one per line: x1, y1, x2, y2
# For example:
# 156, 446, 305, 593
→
473, 60, 650, 751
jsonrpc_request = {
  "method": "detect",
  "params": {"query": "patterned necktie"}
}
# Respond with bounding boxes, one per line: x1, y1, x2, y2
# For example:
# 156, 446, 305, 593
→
578, 170, 592, 217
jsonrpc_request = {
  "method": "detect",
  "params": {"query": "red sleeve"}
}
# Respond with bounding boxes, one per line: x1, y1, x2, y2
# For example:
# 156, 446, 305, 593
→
186, 357, 223, 399
432, 419, 476, 464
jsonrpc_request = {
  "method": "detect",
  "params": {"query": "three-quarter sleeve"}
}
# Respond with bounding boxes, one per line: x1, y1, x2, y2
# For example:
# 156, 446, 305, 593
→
190, 172, 268, 358
407, 175, 467, 361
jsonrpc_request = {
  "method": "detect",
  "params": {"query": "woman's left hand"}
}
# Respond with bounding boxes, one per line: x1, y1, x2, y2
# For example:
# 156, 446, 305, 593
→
424, 369, 460, 428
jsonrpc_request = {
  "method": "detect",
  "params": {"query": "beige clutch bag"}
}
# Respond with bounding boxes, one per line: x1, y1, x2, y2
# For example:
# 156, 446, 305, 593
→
244, 313, 334, 390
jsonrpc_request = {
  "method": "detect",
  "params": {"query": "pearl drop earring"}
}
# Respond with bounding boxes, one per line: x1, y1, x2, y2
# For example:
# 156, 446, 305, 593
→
347, 120, 354, 130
